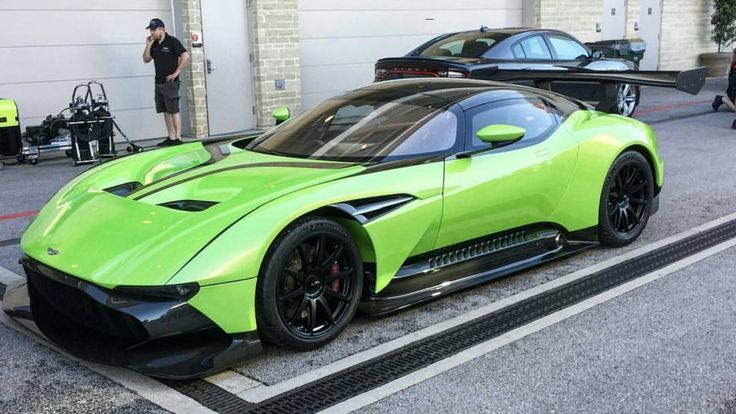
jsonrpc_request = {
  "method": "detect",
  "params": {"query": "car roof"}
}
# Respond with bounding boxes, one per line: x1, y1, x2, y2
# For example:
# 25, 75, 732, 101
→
342, 78, 552, 108
450, 27, 570, 37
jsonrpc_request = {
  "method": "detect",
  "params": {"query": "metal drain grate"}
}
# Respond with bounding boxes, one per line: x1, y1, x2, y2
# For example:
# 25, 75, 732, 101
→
154, 219, 736, 412
160, 378, 254, 413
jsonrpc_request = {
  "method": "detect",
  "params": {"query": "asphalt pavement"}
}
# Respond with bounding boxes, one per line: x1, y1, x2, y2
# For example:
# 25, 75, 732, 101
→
1, 78, 735, 413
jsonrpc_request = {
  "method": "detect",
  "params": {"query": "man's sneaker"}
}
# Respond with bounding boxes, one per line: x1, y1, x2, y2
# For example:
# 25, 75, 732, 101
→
156, 138, 175, 147
170, 139, 183, 146
713, 95, 724, 112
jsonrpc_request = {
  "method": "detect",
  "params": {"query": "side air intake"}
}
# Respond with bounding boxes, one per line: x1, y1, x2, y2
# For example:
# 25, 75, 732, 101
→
330, 195, 414, 224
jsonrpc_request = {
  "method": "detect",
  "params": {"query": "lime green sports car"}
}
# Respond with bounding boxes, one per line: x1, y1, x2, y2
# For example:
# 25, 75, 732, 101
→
3, 72, 703, 378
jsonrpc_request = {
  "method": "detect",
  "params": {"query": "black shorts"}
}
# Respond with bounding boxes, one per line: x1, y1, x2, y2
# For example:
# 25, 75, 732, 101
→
155, 81, 181, 114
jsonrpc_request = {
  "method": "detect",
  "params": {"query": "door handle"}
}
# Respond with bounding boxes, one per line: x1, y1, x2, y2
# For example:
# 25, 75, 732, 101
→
206, 59, 216, 74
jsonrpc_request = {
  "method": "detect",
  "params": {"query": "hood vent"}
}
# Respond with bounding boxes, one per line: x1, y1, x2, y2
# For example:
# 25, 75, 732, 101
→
104, 182, 142, 197
159, 200, 218, 212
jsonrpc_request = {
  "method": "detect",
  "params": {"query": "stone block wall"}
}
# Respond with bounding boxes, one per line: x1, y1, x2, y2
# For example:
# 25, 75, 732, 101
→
659, 0, 715, 70
532, 0, 603, 43
247, 0, 302, 128
625, 0, 640, 39
180, 0, 209, 138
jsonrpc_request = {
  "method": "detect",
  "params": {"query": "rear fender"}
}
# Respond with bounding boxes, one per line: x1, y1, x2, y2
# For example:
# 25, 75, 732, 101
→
549, 111, 662, 230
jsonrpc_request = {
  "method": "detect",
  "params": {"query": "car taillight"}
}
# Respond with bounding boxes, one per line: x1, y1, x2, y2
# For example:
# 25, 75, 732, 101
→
375, 68, 388, 80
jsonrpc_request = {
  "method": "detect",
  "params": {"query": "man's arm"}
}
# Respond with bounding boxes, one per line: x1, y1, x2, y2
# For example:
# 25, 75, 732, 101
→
165, 51, 191, 82
143, 36, 153, 63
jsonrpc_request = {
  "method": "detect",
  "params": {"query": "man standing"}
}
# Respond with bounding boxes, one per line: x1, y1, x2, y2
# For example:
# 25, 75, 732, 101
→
143, 18, 190, 146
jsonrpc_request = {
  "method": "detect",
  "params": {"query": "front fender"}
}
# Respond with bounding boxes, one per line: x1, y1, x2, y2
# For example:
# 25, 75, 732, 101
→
169, 161, 445, 293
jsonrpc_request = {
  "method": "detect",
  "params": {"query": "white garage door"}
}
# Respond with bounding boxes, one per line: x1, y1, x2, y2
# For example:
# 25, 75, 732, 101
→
0, 0, 174, 141
299, 0, 524, 108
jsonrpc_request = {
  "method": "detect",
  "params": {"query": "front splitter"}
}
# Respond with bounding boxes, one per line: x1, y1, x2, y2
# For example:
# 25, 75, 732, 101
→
2, 278, 261, 379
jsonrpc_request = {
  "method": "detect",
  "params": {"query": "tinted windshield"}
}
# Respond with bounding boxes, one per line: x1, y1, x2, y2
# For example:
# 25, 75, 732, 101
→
247, 92, 457, 163
418, 32, 510, 58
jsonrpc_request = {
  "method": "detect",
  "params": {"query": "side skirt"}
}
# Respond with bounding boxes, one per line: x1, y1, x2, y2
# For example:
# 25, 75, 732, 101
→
359, 225, 597, 316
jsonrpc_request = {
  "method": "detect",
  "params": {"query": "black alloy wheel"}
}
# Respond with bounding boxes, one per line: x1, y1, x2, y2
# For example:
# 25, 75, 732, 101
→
256, 217, 363, 350
598, 151, 654, 247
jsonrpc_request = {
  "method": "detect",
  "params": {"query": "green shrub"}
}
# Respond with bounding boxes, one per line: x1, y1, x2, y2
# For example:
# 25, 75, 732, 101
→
712, 0, 736, 53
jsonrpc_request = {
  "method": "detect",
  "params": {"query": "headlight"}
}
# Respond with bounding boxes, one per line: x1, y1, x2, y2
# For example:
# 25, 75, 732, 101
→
114, 282, 200, 301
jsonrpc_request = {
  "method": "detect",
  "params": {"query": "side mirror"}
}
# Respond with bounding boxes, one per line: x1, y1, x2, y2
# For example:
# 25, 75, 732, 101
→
476, 124, 526, 144
591, 50, 604, 59
272, 107, 290, 125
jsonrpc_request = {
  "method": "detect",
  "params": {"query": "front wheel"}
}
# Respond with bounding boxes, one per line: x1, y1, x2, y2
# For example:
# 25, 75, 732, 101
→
598, 151, 654, 247
616, 84, 638, 117
256, 217, 363, 350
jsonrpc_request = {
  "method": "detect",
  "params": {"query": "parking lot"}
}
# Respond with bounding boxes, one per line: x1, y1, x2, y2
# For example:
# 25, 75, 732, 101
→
2, 79, 736, 413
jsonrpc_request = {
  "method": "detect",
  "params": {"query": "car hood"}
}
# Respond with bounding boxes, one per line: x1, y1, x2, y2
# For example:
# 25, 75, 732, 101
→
21, 146, 363, 288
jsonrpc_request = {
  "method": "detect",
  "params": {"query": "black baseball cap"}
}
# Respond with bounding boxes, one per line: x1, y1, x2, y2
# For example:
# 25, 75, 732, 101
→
146, 18, 165, 30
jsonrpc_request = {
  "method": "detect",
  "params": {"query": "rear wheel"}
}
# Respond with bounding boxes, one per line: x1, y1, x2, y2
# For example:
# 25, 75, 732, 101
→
256, 217, 363, 350
598, 151, 654, 247
616, 84, 638, 117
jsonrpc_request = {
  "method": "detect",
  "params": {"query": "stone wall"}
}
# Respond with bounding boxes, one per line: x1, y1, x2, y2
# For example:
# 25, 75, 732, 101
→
533, 0, 603, 43
659, 0, 715, 70
246, 0, 302, 128
625, 0, 640, 39
180, 0, 208, 138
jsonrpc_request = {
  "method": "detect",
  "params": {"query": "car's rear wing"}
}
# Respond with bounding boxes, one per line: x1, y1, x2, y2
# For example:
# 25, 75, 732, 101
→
471, 66, 707, 112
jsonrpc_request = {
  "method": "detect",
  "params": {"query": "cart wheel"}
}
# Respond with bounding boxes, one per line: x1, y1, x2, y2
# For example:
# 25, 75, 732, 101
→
126, 146, 133, 153
17, 155, 25, 163
29, 158, 38, 166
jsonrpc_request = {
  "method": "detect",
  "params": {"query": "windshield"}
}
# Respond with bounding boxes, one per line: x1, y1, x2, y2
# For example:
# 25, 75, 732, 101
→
247, 91, 457, 163
418, 32, 510, 58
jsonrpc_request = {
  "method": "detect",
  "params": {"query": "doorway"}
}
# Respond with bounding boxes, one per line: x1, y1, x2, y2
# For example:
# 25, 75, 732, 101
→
638, 0, 662, 70
200, 0, 255, 135
601, 0, 627, 40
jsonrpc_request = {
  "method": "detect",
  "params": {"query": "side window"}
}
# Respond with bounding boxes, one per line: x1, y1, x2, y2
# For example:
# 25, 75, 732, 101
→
512, 43, 525, 59
467, 98, 557, 149
388, 110, 458, 158
518, 36, 552, 60
548, 35, 589, 60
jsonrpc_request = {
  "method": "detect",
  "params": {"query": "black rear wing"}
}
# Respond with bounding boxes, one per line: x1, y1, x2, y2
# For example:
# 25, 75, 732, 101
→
471, 66, 707, 112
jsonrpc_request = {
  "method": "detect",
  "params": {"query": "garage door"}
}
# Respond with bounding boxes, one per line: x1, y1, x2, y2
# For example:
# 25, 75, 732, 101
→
0, 0, 173, 141
299, 0, 524, 108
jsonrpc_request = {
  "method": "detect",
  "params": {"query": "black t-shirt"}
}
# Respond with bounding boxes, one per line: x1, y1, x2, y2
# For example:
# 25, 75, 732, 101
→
151, 34, 187, 84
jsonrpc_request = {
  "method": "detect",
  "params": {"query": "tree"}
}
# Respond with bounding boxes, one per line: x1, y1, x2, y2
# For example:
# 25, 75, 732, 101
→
712, 0, 736, 53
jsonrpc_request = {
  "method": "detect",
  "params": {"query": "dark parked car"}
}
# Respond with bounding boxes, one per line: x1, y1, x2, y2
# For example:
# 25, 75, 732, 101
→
375, 28, 641, 117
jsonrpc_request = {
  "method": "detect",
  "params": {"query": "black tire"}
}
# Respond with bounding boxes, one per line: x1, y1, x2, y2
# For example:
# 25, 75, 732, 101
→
615, 83, 638, 117
598, 151, 654, 247
256, 216, 363, 350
